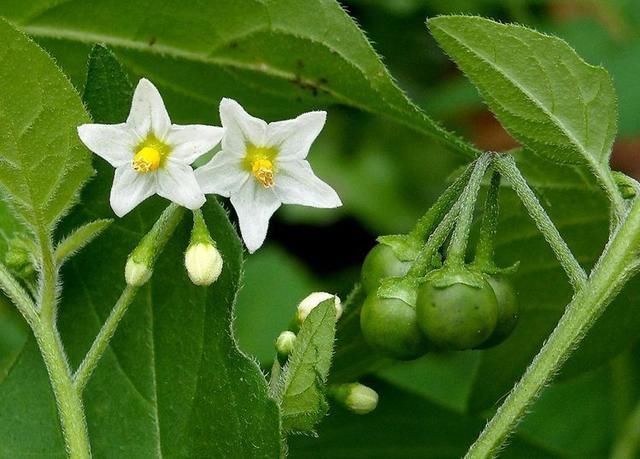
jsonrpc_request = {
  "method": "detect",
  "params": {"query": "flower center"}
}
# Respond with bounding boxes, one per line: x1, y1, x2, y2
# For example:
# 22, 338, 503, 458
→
132, 147, 161, 173
251, 158, 275, 188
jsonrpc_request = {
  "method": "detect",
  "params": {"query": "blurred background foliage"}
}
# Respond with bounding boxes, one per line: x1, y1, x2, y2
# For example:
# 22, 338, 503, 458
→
1, 0, 640, 457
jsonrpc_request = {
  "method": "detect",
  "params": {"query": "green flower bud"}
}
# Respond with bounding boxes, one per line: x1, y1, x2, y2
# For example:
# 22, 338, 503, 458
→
297, 292, 342, 325
275, 330, 297, 363
125, 257, 152, 287
331, 383, 379, 415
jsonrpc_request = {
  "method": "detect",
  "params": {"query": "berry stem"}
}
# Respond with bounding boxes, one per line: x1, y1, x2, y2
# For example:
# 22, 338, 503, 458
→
473, 170, 501, 269
409, 162, 475, 241
494, 155, 587, 291
446, 153, 492, 268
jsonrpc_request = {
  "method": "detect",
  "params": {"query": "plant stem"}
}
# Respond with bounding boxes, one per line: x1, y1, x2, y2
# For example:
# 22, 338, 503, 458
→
495, 155, 588, 291
0, 261, 38, 327
446, 153, 491, 267
34, 321, 91, 459
73, 285, 137, 392
33, 226, 92, 457
474, 171, 500, 268
611, 399, 640, 459
409, 162, 475, 241
465, 196, 640, 459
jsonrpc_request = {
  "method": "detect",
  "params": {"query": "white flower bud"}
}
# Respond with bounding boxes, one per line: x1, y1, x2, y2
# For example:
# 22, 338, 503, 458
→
125, 257, 152, 287
332, 383, 379, 415
275, 331, 297, 362
185, 243, 223, 286
297, 292, 342, 325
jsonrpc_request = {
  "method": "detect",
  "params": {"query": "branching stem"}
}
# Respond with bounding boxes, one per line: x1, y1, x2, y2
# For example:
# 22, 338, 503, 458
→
465, 191, 640, 458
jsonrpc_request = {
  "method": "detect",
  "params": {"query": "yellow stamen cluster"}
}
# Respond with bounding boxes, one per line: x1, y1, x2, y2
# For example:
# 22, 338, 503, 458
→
252, 158, 275, 188
132, 147, 161, 173
243, 144, 278, 188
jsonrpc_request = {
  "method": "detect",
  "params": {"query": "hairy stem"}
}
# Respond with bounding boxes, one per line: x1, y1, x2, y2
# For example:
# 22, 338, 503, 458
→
73, 285, 137, 392
35, 228, 91, 457
0, 261, 38, 327
34, 321, 91, 459
446, 153, 491, 267
473, 171, 500, 268
495, 155, 588, 291
75, 203, 185, 392
465, 196, 640, 458
409, 162, 475, 241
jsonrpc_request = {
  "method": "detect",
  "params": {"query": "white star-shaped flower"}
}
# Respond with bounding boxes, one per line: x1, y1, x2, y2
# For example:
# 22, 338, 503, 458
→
78, 78, 224, 217
195, 98, 342, 253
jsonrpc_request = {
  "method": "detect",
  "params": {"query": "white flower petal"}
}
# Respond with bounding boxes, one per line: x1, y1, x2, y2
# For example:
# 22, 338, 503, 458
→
127, 79, 171, 139
230, 180, 281, 253
195, 150, 249, 197
166, 124, 224, 164
77, 123, 137, 167
275, 160, 342, 208
219, 98, 267, 156
110, 166, 156, 217
156, 163, 206, 210
267, 111, 326, 160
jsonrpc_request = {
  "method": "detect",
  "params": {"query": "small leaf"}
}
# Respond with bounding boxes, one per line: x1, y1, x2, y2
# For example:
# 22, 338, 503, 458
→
0, 18, 92, 235
55, 219, 111, 266
428, 16, 617, 169
279, 299, 337, 434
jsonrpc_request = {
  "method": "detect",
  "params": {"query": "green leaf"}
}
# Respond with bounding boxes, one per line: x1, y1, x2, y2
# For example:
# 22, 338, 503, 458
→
428, 16, 617, 169
0, 44, 282, 457
0, 0, 476, 158
0, 18, 92, 236
279, 299, 337, 433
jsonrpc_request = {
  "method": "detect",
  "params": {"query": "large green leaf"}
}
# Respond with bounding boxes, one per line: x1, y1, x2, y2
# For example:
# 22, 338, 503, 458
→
0, 45, 282, 457
0, 0, 475, 157
0, 18, 92, 235
428, 16, 617, 170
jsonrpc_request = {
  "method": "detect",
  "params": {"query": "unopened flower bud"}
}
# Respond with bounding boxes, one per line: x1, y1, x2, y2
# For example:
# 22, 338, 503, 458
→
184, 209, 222, 286
185, 242, 223, 286
125, 257, 151, 287
5, 236, 35, 279
330, 383, 379, 415
297, 292, 342, 325
275, 330, 297, 363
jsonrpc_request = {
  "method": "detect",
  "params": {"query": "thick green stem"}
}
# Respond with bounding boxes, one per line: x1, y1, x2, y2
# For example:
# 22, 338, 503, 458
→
465, 196, 640, 459
446, 154, 491, 267
495, 155, 588, 291
33, 227, 93, 457
35, 321, 91, 459
74, 286, 137, 393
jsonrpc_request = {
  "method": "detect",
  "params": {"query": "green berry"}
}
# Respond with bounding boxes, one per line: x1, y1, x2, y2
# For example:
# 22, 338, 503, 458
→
360, 292, 428, 360
361, 244, 412, 293
477, 275, 519, 348
416, 268, 498, 350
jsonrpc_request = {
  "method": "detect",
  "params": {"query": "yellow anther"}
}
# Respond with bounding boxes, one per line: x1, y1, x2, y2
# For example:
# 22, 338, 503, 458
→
252, 158, 275, 188
132, 147, 161, 173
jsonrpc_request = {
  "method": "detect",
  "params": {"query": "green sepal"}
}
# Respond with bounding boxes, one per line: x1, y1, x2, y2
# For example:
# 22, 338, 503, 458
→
377, 276, 419, 307
376, 235, 420, 261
